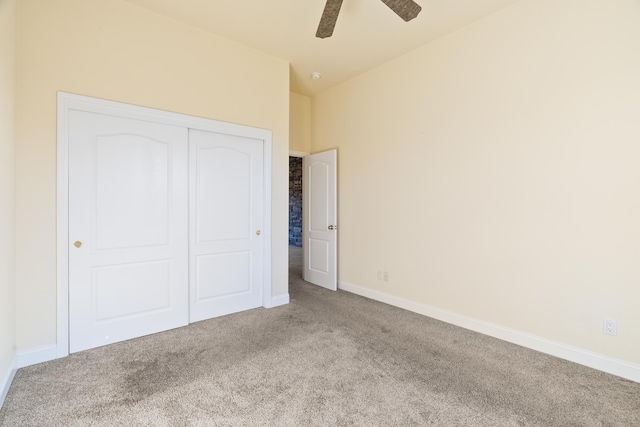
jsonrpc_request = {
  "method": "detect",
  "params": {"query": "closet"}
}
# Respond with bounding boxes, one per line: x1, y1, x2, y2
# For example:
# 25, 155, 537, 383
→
59, 93, 271, 353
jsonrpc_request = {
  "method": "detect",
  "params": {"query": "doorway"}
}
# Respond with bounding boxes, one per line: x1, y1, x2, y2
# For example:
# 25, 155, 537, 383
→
289, 156, 303, 248
288, 150, 338, 291
289, 154, 305, 283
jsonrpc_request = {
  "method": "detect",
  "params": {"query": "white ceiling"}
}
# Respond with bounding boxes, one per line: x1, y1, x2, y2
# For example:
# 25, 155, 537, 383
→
124, 0, 522, 96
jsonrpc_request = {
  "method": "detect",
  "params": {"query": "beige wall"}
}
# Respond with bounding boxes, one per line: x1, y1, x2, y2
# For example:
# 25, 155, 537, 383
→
312, 0, 640, 364
0, 0, 17, 382
15, 0, 290, 351
289, 92, 311, 154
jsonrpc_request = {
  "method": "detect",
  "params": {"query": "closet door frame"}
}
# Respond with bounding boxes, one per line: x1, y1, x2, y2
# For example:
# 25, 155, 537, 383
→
56, 92, 273, 358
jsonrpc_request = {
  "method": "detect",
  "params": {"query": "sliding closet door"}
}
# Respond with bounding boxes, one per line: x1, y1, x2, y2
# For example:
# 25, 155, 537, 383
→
68, 110, 189, 353
189, 129, 264, 322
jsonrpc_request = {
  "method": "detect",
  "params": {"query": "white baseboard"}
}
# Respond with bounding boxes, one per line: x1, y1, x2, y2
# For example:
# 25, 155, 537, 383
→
338, 281, 640, 383
0, 354, 17, 410
1, 345, 61, 409
269, 293, 290, 308
16, 345, 58, 369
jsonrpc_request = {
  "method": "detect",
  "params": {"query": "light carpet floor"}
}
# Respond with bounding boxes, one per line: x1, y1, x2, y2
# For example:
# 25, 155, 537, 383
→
1, 246, 638, 426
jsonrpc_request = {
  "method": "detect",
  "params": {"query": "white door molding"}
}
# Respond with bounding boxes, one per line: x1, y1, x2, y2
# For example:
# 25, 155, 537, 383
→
289, 150, 309, 158
57, 92, 273, 358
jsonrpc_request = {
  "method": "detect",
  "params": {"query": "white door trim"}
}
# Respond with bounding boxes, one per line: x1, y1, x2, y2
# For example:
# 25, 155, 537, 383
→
289, 150, 309, 158
57, 92, 273, 358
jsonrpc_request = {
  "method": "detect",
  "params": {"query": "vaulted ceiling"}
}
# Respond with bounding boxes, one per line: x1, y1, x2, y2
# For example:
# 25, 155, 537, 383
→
124, 0, 522, 96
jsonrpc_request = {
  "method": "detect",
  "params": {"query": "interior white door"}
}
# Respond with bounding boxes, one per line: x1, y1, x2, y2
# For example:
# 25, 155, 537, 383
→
303, 150, 337, 290
68, 110, 189, 353
189, 129, 264, 322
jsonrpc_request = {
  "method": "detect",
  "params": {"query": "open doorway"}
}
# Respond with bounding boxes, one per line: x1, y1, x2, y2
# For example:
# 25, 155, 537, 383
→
289, 156, 303, 248
289, 154, 305, 281
289, 150, 338, 290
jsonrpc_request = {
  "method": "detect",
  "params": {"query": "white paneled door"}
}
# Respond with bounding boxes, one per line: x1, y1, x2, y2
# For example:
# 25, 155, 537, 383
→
68, 110, 189, 353
66, 103, 268, 354
188, 129, 264, 322
303, 150, 337, 291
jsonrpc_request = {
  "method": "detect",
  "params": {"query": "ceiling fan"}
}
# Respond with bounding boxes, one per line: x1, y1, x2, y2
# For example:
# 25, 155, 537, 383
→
316, 0, 422, 39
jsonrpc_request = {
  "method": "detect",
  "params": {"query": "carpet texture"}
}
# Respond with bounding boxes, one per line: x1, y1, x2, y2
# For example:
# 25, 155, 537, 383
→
1, 247, 638, 426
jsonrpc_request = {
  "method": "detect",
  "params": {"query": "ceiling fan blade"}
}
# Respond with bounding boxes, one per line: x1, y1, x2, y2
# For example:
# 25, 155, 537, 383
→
380, 0, 422, 22
316, 0, 344, 39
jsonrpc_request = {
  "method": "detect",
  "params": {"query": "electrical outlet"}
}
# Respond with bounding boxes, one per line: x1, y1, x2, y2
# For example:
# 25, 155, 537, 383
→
377, 270, 383, 281
604, 318, 617, 336
383, 271, 389, 282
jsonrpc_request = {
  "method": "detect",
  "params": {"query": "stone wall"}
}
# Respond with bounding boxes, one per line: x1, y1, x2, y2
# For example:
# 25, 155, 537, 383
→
289, 157, 303, 247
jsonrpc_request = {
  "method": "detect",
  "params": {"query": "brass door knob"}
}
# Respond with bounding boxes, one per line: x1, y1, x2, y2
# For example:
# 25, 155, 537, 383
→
74, 241, 82, 248
256, 230, 261, 236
